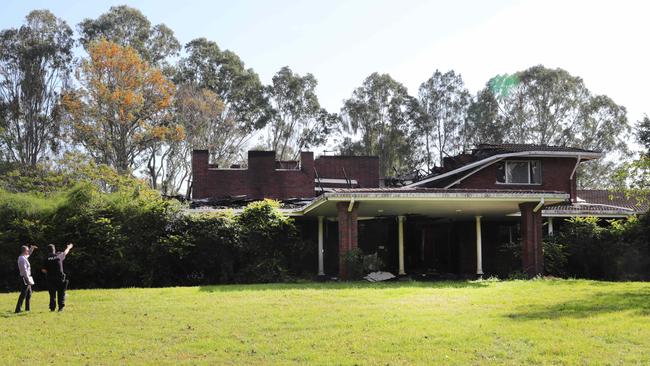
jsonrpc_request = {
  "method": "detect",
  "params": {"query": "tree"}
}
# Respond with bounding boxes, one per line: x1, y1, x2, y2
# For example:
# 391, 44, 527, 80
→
175, 38, 271, 165
63, 40, 177, 174
0, 10, 74, 166
466, 88, 503, 145
78, 5, 180, 65
340, 73, 419, 176
266, 66, 336, 160
165, 84, 227, 196
467, 65, 631, 187
416, 70, 471, 170
613, 116, 650, 200
638, 115, 650, 154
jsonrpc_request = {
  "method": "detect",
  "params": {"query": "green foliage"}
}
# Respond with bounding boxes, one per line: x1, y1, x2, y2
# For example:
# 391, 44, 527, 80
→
415, 70, 471, 170
235, 199, 307, 283
0, 192, 313, 290
467, 65, 631, 188
342, 248, 364, 280
549, 216, 650, 280
340, 73, 420, 176
266, 66, 338, 160
0, 10, 74, 166
638, 115, 650, 154
342, 248, 384, 280
542, 236, 568, 277
0, 152, 149, 194
77, 5, 180, 65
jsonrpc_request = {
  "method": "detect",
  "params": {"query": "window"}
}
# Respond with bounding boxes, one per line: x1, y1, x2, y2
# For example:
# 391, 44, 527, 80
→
496, 160, 541, 184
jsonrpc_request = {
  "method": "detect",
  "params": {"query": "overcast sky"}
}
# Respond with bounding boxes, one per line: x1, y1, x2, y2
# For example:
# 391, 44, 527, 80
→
2, 0, 648, 129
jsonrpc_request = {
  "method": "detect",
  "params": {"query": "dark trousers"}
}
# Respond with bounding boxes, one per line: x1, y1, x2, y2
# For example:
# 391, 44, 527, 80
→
15, 278, 32, 313
48, 278, 68, 311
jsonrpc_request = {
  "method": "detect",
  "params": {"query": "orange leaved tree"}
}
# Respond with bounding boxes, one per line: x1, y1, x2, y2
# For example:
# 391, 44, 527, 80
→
63, 39, 178, 174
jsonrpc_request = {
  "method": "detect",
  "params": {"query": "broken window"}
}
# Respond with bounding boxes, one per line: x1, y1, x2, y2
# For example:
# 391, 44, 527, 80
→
496, 160, 542, 184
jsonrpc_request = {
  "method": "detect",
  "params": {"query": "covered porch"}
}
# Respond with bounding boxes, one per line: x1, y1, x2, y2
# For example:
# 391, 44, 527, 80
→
300, 189, 568, 279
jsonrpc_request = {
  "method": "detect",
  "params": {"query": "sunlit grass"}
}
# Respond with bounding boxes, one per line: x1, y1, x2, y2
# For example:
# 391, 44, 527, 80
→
1, 279, 649, 365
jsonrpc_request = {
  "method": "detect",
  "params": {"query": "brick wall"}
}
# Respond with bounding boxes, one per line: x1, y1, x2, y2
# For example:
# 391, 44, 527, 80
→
192, 150, 315, 200
314, 156, 380, 188
337, 201, 359, 279
519, 202, 544, 277
456, 157, 579, 199
193, 151, 381, 200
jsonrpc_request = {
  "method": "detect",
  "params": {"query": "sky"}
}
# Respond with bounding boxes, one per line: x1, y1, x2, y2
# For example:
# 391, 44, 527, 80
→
2, 0, 649, 132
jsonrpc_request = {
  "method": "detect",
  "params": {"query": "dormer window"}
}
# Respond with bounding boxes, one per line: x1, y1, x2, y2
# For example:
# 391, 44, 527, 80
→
496, 160, 542, 184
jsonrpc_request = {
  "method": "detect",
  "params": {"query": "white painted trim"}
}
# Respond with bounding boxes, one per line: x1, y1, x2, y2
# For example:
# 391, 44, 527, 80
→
533, 197, 545, 212
397, 216, 406, 275
314, 178, 358, 185
315, 187, 335, 192
475, 216, 483, 276
570, 155, 581, 180
541, 213, 632, 218
347, 198, 355, 212
300, 191, 569, 215
444, 157, 504, 188
324, 192, 568, 201
405, 150, 601, 188
317, 216, 325, 276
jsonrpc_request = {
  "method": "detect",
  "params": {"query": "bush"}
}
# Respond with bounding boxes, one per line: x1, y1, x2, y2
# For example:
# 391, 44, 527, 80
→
543, 237, 569, 277
0, 185, 316, 291
235, 200, 308, 283
552, 215, 650, 280
343, 248, 364, 280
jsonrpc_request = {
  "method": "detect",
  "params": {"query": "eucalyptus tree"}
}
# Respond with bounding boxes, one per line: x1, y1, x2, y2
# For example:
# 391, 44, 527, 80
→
0, 10, 74, 166
266, 66, 337, 160
416, 70, 471, 170
467, 65, 630, 187
175, 38, 271, 166
78, 5, 180, 65
340, 73, 419, 176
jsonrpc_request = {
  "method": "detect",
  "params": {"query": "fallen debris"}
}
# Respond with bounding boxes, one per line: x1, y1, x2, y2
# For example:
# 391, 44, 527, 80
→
364, 271, 396, 282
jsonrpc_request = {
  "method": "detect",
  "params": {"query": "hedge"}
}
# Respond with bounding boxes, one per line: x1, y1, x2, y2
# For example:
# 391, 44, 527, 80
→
0, 185, 313, 291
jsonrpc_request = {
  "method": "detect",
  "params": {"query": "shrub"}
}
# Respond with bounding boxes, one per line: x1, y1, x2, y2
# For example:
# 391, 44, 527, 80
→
235, 199, 307, 283
554, 215, 650, 280
342, 248, 364, 280
542, 237, 569, 277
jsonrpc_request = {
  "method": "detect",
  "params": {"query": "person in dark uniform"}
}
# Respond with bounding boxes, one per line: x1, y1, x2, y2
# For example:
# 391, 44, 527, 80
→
43, 243, 73, 312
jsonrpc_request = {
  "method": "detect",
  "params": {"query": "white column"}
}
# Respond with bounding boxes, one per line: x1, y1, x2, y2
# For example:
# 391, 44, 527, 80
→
548, 217, 554, 237
475, 216, 483, 276
318, 216, 325, 276
398, 216, 406, 275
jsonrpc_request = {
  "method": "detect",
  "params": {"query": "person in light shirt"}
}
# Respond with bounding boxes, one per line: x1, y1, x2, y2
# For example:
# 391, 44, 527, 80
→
15, 244, 37, 313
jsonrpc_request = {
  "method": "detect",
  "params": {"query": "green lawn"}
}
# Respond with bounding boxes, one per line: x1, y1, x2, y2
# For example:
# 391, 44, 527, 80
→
1, 279, 650, 365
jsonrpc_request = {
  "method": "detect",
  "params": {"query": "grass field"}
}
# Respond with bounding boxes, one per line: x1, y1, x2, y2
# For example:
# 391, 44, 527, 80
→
1, 279, 650, 365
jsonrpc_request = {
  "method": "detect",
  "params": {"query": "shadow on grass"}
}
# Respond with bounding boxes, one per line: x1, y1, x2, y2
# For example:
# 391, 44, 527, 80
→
0, 310, 24, 319
507, 290, 650, 320
199, 280, 490, 293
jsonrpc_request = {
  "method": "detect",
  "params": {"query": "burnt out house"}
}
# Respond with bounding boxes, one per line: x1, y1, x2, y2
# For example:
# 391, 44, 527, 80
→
190, 144, 647, 279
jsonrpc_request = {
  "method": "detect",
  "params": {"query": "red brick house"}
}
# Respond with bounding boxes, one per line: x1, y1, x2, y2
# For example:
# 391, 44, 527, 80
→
191, 144, 646, 279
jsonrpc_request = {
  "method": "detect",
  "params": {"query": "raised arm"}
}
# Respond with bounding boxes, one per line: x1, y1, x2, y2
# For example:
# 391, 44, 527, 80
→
63, 243, 73, 256
27, 244, 38, 257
